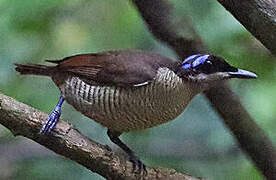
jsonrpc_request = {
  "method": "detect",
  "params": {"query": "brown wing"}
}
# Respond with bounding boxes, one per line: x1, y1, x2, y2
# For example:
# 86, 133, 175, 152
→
49, 50, 176, 86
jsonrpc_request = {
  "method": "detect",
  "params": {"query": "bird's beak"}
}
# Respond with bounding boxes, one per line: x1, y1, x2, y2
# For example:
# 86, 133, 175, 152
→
228, 69, 257, 79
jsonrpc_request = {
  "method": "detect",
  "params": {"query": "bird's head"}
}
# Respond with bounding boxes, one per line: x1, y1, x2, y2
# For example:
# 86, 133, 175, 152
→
177, 54, 257, 88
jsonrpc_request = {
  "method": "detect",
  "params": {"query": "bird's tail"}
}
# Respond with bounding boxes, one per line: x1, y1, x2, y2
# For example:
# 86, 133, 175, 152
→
14, 63, 55, 76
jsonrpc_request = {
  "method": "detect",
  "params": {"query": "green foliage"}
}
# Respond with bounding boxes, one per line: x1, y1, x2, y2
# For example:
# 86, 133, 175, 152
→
0, 0, 274, 179
12, 157, 102, 180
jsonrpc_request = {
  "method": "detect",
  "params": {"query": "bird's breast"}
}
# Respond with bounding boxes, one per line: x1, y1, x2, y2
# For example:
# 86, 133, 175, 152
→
57, 68, 198, 132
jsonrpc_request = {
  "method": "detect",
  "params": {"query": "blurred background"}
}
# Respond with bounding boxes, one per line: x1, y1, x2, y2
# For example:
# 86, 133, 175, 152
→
0, 0, 275, 179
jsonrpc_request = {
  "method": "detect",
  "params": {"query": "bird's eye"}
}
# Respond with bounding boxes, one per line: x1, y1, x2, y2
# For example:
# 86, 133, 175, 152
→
195, 60, 216, 74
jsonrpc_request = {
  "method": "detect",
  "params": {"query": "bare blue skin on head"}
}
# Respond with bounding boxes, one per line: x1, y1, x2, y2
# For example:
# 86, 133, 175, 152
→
182, 54, 202, 63
192, 55, 210, 67
181, 54, 210, 69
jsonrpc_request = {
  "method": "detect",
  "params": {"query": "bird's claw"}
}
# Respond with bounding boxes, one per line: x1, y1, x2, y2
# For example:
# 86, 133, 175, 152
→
129, 155, 147, 175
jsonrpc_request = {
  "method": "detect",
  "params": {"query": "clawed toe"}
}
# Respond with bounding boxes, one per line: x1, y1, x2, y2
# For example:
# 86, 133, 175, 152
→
129, 156, 147, 175
107, 129, 147, 176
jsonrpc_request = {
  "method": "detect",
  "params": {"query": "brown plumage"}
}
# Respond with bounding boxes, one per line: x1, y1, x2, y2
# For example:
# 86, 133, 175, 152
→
16, 50, 178, 86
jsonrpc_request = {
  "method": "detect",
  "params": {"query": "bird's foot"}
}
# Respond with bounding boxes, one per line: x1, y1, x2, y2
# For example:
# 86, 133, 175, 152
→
107, 129, 147, 175
129, 154, 147, 175
40, 108, 61, 134
40, 96, 64, 134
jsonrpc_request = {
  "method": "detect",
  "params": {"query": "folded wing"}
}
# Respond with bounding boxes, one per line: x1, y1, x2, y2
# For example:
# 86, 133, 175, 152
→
48, 50, 176, 87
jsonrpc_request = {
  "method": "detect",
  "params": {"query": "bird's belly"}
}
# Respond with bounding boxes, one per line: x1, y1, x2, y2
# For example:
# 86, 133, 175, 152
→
59, 75, 195, 132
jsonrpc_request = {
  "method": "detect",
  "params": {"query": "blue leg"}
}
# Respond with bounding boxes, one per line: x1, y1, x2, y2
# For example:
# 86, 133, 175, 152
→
40, 95, 65, 134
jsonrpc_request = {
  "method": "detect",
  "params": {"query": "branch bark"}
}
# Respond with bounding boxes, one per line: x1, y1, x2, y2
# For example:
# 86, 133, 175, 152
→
131, 0, 205, 59
131, 0, 276, 179
205, 82, 276, 179
0, 92, 201, 180
217, 0, 276, 55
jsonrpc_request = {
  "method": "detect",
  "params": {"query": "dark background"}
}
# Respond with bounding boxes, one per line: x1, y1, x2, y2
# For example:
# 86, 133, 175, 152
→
0, 0, 275, 179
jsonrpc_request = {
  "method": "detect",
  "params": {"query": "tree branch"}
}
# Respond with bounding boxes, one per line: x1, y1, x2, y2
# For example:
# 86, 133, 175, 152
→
217, 0, 276, 55
204, 82, 276, 179
131, 0, 276, 179
0, 92, 201, 180
132, 0, 205, 59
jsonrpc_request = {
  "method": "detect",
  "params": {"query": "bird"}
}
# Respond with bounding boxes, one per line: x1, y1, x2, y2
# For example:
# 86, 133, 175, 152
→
14, 49, 257, 174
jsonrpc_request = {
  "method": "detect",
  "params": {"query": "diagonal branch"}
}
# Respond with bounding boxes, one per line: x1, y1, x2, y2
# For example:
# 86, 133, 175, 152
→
0, 92, 201, 180
132, 0, 205, 59
131, 0, 276, 179
217, 0, 276, 55
204, 82, 276, 179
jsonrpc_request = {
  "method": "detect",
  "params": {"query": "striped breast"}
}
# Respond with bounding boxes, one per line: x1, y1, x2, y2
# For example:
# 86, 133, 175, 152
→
57, 67, 199, 132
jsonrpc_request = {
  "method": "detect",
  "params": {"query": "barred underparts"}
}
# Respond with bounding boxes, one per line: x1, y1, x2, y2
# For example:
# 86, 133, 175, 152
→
59, 68, 197, 132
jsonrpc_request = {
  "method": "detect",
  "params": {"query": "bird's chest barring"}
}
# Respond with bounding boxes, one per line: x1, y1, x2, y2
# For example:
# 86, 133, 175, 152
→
59, 76, 193, 132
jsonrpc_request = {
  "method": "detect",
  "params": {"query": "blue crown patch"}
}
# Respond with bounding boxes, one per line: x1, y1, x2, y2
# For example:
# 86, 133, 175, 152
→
181, 54, 210, 69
